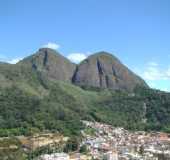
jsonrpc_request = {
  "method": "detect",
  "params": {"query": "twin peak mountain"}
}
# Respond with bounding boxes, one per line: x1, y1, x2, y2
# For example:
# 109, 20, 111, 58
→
19, 48, 148, 91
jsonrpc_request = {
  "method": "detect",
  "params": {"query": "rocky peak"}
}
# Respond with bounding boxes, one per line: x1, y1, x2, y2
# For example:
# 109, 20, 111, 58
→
73, 51, 148, 91
19, 48, 76, 82
19, 49, 148, 91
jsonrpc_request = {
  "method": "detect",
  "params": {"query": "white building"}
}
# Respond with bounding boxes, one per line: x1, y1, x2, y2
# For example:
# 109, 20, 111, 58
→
104, 151, 118, 160
38, 153, 69, 160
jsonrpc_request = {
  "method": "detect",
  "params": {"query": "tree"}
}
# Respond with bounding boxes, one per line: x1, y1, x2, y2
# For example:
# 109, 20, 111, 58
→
64, 137, 79, 153
79, 145, 87, 153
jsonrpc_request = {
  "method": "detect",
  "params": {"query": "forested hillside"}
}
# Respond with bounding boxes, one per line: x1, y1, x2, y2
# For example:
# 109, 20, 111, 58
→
0, 49, 170, 138
0, 80, 170, 137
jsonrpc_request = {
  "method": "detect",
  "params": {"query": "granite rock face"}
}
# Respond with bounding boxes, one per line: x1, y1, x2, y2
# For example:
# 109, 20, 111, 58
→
19, 48, 76, 82
72, 52, 148, 91
19, 49, 148, 91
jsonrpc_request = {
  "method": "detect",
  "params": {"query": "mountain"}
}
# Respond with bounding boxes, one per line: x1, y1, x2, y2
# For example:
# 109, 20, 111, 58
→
19, 49, 147, 92
73, 52, 148, 91
19, 48, 76, 82
0, 48, 170, 139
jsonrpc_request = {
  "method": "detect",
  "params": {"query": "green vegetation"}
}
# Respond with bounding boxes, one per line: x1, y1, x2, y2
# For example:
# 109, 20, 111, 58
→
0, 137, 27, 160
79, 145, 88, 154
27, 144, 62, 160
0, 63, 170, 138
84, 128, 96, 136
63, 136, 79, 153
134, 86, 170, 132
0, 61, 170, 160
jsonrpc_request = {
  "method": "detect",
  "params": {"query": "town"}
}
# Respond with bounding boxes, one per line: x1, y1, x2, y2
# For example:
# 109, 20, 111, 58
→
37, 121, 170, 160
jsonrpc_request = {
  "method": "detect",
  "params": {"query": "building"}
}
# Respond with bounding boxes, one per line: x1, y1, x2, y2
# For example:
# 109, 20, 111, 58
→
104, 151, 118, 160
38, 153, 69, 160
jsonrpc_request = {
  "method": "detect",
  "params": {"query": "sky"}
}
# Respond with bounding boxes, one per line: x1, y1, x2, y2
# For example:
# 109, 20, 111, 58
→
0, 0, 170, 91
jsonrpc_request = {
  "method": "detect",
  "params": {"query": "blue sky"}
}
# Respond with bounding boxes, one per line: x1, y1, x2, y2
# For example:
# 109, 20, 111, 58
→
0, 0, 170, 91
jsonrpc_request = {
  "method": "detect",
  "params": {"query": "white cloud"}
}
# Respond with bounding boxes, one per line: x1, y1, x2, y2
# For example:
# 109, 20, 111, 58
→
147, 61, 158, 66
135, 60, 170, 92
143, 66, 163, 80
146, 79, 170, 92
166, 67, 170, 77
0, 54, 22, 64
42, 42, 60, 50
142, 62, 170, 81
67, 53, 87, 63
7, 58, 23, 64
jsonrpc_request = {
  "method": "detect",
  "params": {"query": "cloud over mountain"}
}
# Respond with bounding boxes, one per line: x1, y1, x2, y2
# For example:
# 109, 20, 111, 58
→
67, 53, 87, 63
42, 42, 60, 50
